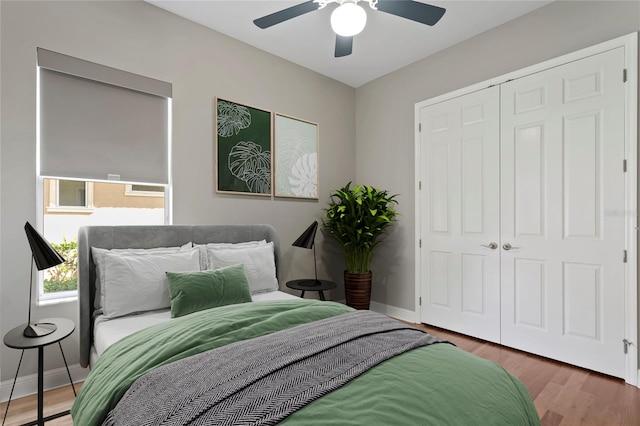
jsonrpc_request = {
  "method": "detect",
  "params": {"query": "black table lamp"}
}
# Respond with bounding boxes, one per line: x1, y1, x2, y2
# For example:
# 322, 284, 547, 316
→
23, 222, 65, 337
292, 221, 321, 287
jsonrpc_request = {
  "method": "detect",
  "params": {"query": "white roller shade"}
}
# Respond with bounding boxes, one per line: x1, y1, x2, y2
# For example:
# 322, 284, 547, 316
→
38, 48, 171, 184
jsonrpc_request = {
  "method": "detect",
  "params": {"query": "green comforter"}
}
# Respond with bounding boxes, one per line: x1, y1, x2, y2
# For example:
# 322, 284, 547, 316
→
71, 299, 540, 425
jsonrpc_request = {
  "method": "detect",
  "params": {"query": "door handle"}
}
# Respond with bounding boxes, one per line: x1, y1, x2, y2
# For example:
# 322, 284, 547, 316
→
502, 243, 522, 251
481, 242, 498, 250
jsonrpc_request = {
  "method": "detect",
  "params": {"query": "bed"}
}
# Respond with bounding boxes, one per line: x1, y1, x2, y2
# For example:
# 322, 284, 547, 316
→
71, 224, 540, 426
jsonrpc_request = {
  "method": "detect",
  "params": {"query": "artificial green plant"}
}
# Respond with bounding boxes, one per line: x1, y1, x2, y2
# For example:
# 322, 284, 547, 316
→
323, 182, 398, 273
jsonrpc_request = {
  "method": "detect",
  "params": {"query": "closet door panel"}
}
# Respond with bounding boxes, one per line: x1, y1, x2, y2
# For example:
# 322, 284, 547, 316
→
500, 47, 626, 378
420, 86, 501, 343
513, 122, 546, 238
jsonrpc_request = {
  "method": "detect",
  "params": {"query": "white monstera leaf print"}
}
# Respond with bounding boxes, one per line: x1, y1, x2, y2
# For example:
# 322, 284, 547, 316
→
217, 101, 251, 137
228, 141, 271, 193
278, 129, 308, 174
289, 153, 317, 197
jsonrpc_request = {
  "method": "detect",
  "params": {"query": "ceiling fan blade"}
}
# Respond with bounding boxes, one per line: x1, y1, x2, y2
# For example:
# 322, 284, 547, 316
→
253, 1, 321, 29
376, 0, 445, 26
335, 35, 353, 57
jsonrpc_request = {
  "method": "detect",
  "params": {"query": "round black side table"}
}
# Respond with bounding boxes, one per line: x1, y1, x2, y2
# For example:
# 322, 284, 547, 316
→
286, 279, 336, 301
3, 317, 76, 426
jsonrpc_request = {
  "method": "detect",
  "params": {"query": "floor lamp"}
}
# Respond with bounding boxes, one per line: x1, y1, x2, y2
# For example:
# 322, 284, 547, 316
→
292, 221, 321, 287
23, 222, 65, 337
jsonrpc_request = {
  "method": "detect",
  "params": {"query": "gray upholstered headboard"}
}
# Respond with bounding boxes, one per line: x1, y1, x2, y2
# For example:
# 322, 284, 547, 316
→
77, 224, 281, 368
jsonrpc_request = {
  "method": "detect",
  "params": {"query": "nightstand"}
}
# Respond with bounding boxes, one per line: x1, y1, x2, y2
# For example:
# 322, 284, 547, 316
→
286, 279, 337, 301
3, 317, 77, 426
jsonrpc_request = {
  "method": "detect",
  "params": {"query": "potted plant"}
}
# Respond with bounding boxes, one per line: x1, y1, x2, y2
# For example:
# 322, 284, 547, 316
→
323, 182, 398, 309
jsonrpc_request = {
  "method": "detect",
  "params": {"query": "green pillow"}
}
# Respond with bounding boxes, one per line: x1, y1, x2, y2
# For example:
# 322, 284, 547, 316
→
166, 264, 252, 318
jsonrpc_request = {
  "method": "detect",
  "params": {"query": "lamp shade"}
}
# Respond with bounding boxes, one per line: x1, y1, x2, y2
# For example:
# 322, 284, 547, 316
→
24, 222, 65, 271
292, 221, 318, 249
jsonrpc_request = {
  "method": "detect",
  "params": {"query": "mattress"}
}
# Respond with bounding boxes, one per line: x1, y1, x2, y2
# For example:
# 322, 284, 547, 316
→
91, 290, 299, 366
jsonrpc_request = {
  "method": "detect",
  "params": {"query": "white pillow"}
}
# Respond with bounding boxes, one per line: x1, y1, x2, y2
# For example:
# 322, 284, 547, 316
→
200, 240, 266, 248
206, 242, 278, 294
195, 240, 267, 270
101, 248, 200, 319
92, 243, 193, 311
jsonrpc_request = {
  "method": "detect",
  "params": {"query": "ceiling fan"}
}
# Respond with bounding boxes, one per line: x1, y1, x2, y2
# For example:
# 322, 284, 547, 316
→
254, 0, 446, 58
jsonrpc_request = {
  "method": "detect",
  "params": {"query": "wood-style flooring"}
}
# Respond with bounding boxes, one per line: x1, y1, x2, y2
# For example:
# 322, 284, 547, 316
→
418, 323, 640, 426
1, 325, 639, 425
0, 382, 81, 426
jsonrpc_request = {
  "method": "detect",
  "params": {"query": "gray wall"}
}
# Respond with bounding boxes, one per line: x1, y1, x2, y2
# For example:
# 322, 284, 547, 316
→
356, 0, 640, 312
0, 0, 355, 382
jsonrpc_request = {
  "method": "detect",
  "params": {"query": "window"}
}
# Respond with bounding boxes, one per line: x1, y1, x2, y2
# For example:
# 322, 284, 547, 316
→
125, 184, 165, 197
41, 179, 167, 300
37, 48, 172, 302
59, 180, 86, 207
46, 179, 94, 211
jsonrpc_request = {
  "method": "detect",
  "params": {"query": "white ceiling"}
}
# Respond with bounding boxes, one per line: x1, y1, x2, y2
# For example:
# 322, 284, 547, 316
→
146, 0, 553, 88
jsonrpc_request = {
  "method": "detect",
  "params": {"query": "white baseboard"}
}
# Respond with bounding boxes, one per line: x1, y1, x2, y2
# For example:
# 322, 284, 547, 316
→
335, 299, 418, 323
1, 364, 89, 402
369, 301, 418, 323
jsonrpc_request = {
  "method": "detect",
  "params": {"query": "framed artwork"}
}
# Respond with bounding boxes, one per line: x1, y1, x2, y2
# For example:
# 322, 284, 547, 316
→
274, 113, 319, 199
215, 98, 272, 195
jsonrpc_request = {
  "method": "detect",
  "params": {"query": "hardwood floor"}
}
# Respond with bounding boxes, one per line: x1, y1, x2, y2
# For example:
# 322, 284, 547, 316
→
1, 326, 639, 425
0, 382, 81, 426
418, 323, 640, 426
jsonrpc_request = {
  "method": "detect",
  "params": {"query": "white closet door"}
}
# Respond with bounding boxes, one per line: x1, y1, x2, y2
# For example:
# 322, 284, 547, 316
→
420, 86, 501, 343
500, 47, 626, 377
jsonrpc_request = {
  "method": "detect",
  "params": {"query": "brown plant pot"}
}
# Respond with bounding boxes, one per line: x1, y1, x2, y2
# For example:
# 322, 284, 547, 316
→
344, 271, 372, 310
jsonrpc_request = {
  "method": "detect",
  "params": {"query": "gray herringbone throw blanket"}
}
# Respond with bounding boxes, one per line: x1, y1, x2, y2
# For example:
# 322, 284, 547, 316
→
103, 310, 443, 426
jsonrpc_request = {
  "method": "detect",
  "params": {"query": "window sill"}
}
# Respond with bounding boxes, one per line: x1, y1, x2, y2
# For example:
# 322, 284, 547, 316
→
46, 207, 94, 214
38, 294, 78, 306
124, 190, 164, 198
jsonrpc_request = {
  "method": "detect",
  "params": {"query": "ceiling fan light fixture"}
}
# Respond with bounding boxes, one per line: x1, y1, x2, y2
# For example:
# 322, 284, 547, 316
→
330, 2, 367, 37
